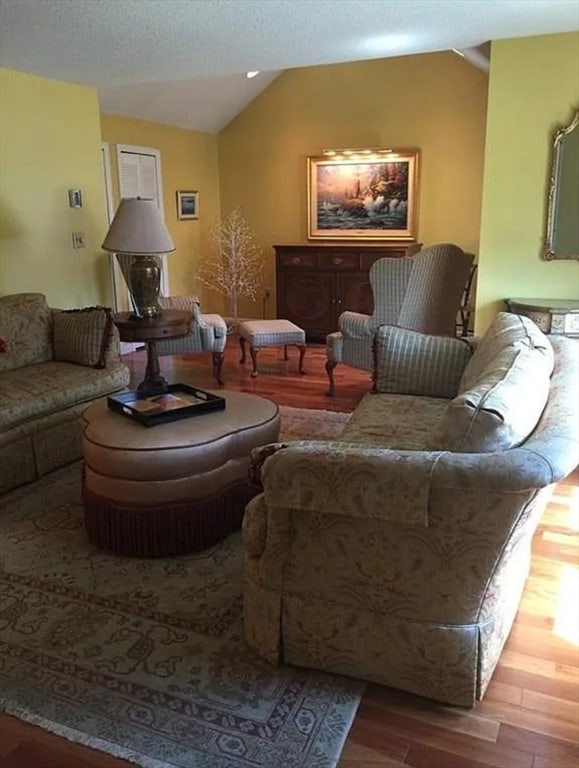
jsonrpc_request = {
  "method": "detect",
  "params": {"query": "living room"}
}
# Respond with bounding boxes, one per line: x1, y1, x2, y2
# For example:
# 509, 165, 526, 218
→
1, 1, 579, 767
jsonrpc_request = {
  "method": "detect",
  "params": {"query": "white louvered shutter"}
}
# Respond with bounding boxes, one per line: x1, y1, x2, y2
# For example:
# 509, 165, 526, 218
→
117, 148, 169, 297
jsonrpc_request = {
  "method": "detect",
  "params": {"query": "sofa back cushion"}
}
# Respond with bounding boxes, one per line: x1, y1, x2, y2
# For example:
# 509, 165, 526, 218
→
0, 293, 53, 373
374, 325, 472, 399
459, 311, 550, 392
441, 312, 554, 452
53, 307, 114, 369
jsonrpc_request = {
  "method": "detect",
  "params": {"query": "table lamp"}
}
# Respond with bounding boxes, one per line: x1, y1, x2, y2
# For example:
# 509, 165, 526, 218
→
102, 198, 175, 319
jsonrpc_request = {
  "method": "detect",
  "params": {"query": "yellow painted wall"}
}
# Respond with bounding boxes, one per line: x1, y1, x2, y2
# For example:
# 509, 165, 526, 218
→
0, 68, 110, 306
477, 33, 579, 333
100, 114, 221, 309
219, 52, 488, 318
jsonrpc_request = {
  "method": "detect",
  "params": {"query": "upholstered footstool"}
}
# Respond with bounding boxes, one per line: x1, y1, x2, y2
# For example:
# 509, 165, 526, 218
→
238, 319, 306, 377
82, 392, 279, 557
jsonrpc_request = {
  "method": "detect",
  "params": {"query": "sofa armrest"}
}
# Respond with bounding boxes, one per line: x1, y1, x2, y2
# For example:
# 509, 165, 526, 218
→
262, 441, 440, 527
339, 311, 376, 339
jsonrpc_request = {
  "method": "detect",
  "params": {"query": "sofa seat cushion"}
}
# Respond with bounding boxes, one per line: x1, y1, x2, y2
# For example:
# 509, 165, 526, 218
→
441, 313, 555, 453
0, 293, 53, 373
0, 361, 130, 431
341, 391, 448, 450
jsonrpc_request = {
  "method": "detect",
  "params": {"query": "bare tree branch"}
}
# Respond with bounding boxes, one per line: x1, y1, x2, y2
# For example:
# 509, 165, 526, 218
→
196, 209, 263, 326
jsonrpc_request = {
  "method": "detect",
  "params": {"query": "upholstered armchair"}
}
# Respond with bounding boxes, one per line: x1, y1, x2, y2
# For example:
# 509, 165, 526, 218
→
156, 295, 227, 385
325, 243, 474, 395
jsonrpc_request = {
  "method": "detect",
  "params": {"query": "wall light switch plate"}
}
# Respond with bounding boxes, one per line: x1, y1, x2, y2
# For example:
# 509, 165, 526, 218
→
72, 232, 86, 249
68, 189, 83, 208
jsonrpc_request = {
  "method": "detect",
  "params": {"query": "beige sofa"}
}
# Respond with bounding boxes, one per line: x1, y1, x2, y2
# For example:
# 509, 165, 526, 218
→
243, 312, 579, 707
0, 293, 130, 495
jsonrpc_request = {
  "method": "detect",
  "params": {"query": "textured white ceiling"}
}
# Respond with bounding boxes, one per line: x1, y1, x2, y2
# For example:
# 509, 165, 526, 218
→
1, 0, 577, 132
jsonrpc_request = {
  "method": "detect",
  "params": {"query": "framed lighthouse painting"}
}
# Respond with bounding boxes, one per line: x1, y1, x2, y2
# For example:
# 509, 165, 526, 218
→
307, 148, 419, 241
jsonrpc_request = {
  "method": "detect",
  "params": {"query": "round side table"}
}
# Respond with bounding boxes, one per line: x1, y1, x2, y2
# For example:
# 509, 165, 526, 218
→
114, 309, 191, 391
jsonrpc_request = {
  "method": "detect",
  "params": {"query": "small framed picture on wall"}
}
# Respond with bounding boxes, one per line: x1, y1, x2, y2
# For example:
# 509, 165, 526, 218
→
177, 190, 199, 220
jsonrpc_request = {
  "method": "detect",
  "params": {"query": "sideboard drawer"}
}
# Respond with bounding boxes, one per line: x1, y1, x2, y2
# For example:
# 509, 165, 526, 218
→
279, 253, 315, 267
317, 252, 359, 270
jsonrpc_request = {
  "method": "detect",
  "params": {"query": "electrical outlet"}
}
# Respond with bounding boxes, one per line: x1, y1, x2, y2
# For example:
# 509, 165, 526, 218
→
72, 232, 86, 249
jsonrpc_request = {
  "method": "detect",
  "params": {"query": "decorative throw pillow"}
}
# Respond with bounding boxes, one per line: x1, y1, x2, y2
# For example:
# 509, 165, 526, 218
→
248, 442, 290, 492
459, 311, 552, 393
373, 325, 472, 399
53, 306, 114, 369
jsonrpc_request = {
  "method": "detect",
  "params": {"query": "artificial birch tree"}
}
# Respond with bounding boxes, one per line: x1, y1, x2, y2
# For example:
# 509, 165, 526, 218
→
196, 209, 263, 329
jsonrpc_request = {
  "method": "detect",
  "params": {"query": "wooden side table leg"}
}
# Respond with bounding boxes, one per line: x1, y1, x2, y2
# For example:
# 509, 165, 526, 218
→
239, 336, 246, 363
297, 344, 306, 375
250, 346, 259, 377
325, 359, 337, 397
283, 344, 289, 361
212, 351, 224, 386
139, 339, 169, 392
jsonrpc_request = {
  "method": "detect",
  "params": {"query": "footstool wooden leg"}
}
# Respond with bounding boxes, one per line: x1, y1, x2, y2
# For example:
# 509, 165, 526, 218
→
250, 345, 259, 377
325, 359, 337, 397
283, 344, 289, 361
213, 351, 224, 386
239, 336, 247, 363
297, 344, 306, 375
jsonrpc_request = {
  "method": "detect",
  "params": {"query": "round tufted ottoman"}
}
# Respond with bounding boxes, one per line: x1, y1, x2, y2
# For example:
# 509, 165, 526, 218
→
82, 392, 279, 557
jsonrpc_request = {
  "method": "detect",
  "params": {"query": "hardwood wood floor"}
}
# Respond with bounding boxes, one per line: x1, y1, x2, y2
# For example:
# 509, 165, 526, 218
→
1, 341, 578, 768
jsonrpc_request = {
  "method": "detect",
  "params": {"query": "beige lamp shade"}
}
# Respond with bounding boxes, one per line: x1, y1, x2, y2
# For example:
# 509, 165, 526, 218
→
102, 198, 175, 255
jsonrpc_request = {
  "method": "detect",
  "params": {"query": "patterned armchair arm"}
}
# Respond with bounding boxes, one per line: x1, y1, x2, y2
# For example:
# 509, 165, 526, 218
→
339, 311, 376, 339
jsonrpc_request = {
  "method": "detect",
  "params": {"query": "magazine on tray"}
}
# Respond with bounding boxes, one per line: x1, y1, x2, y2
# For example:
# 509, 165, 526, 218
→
107, 384, 225, 426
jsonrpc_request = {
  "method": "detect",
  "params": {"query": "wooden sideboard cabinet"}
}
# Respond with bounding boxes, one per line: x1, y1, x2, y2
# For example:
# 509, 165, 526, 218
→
274, 242, 421, 342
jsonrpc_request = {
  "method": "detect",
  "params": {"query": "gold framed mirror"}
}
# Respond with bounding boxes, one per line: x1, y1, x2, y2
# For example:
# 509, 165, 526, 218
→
544, 109, 579, 260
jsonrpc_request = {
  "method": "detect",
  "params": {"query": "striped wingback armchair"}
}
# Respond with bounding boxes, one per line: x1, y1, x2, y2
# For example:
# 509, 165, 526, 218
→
156, 295, 228, 385
325, 243, 474, 395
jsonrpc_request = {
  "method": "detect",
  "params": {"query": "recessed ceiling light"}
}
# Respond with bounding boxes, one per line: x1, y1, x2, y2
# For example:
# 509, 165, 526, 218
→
246, 71, 260, 79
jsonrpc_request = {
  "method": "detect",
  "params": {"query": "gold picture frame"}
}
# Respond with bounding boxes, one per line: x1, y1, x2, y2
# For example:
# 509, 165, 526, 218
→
307, 149, 419, 240
544, 109, 579, 260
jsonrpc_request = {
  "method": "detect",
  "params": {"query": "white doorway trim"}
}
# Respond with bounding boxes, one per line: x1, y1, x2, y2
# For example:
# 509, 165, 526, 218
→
101, 142, 115, 225
101, 141, 137, 355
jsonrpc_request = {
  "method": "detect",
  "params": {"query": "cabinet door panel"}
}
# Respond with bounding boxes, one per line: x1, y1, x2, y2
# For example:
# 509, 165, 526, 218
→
337, 274, 374, 316
280, 271, 335, 336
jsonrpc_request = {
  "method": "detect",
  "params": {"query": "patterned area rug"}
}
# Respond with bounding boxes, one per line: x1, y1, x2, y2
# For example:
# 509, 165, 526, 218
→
0, 406, 358, 768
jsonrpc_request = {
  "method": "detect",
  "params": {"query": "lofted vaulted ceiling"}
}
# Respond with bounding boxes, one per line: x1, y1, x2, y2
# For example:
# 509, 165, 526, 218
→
0, 0, 577, 133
